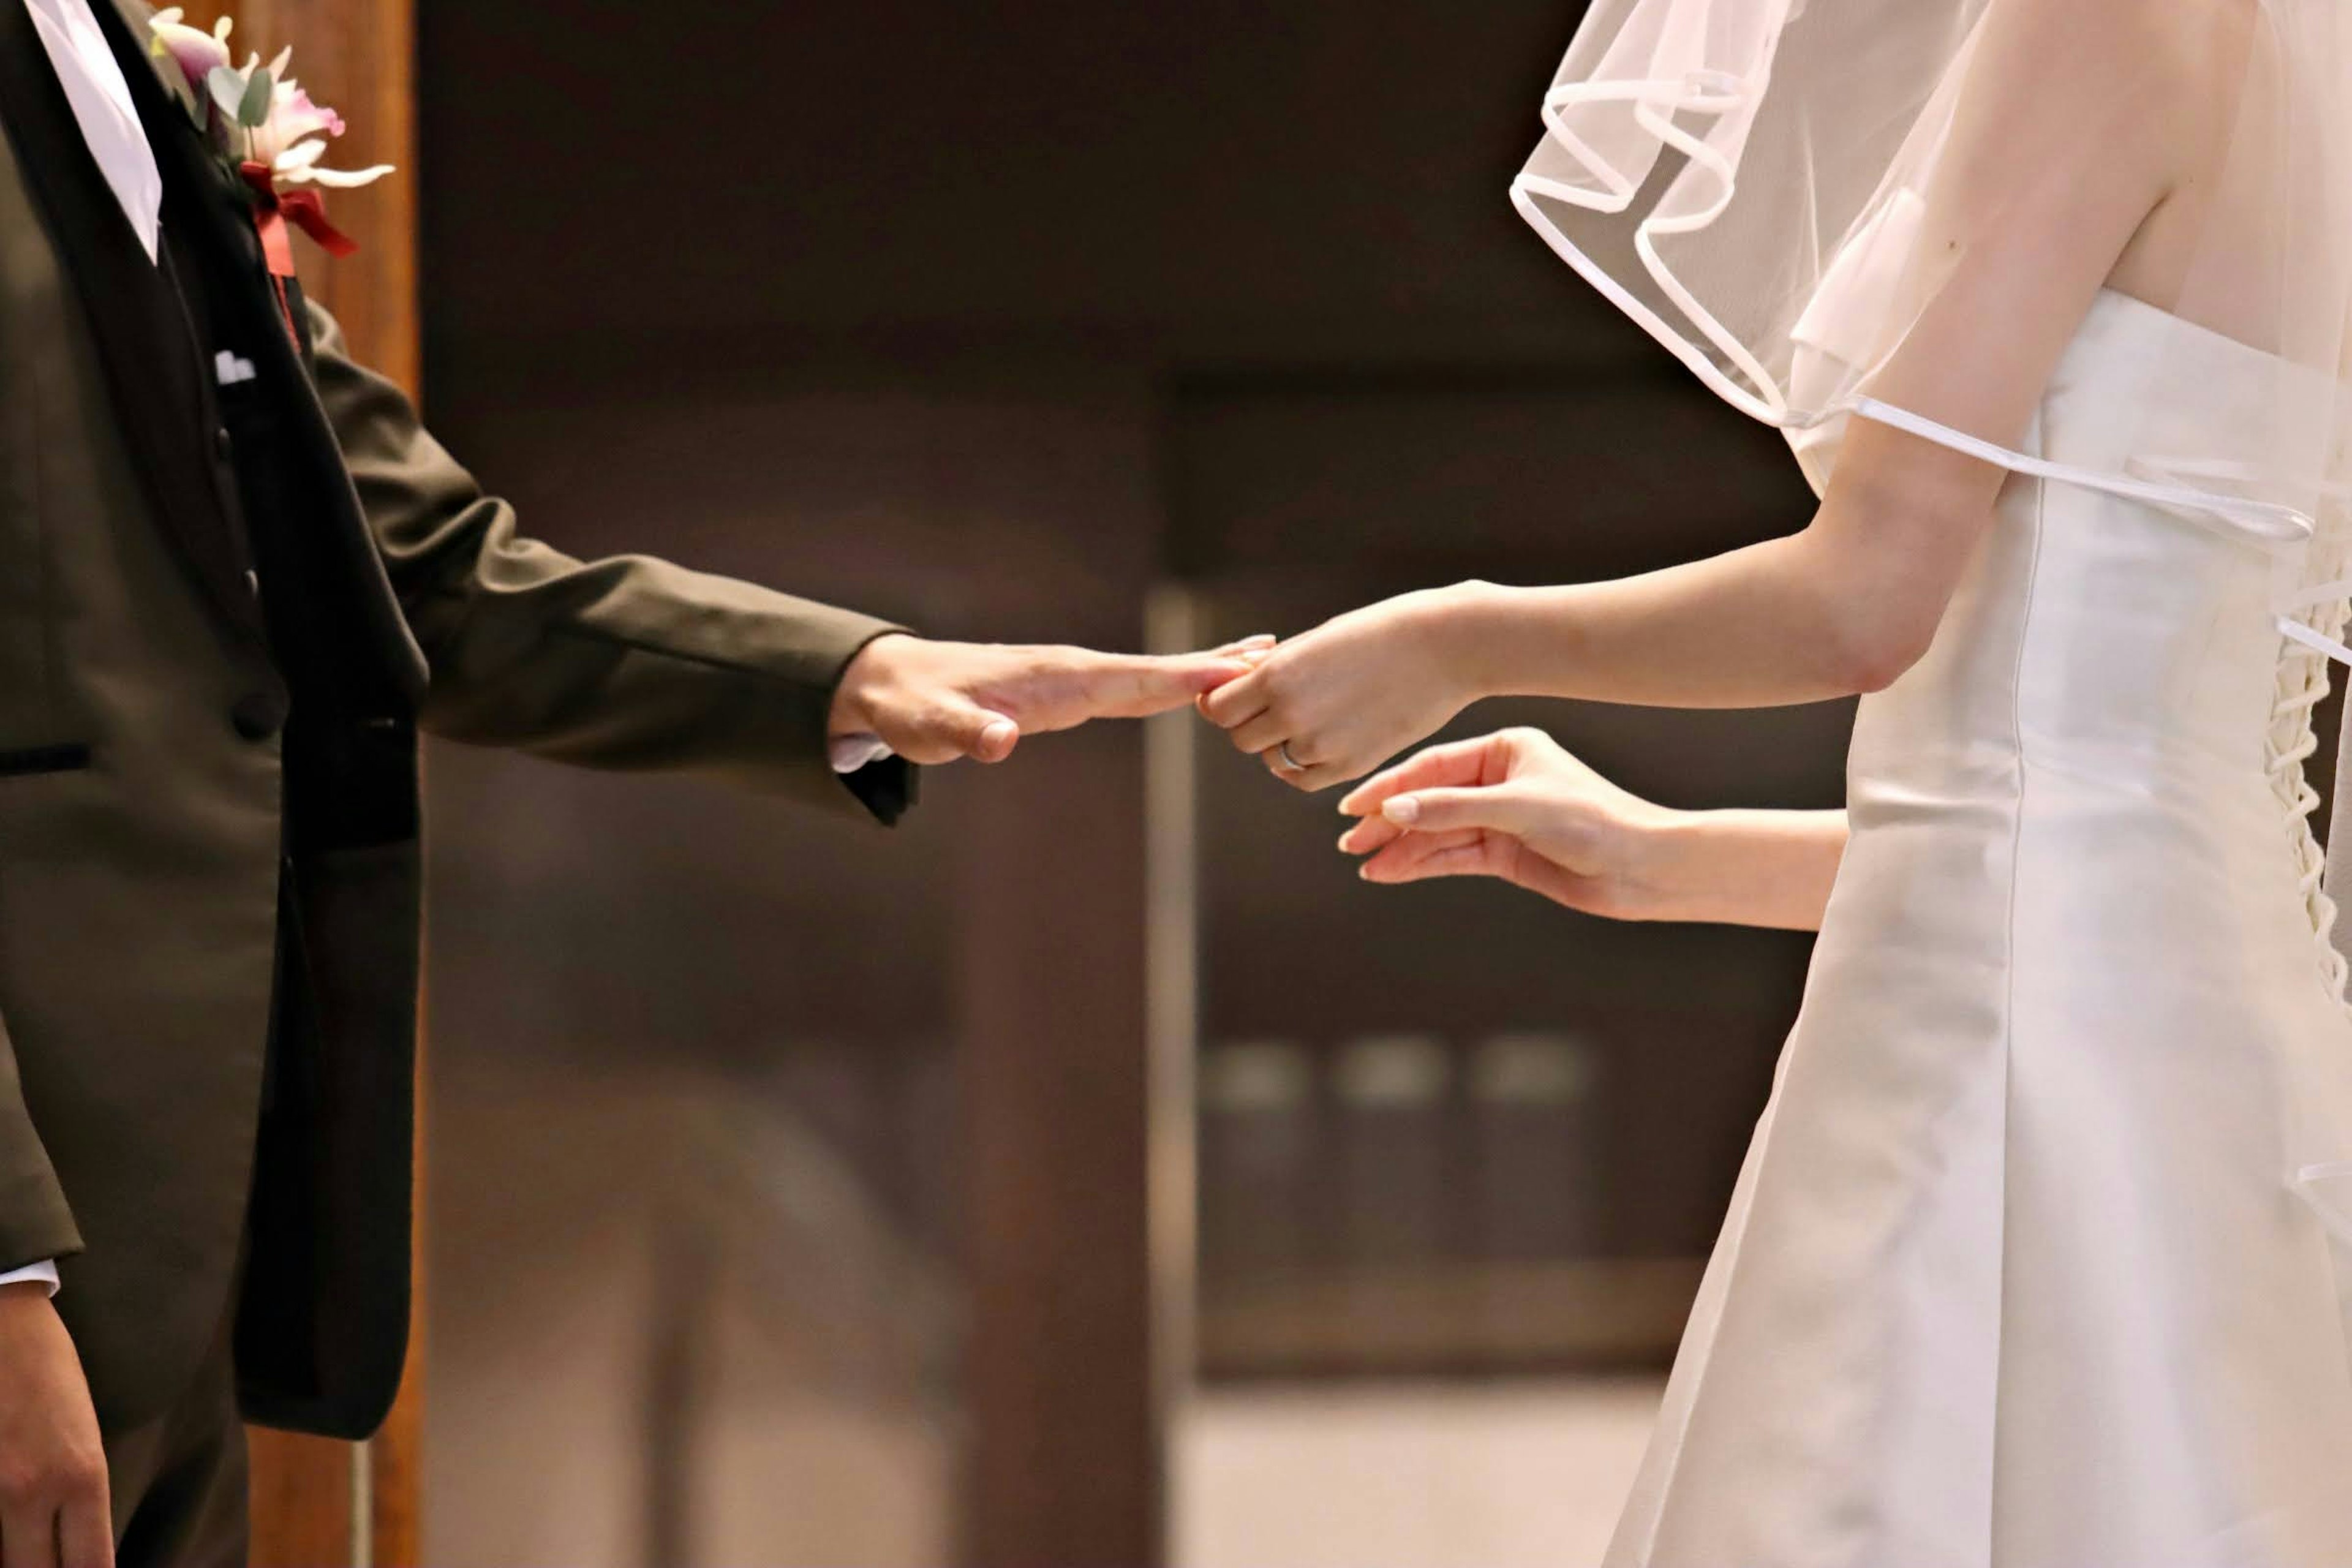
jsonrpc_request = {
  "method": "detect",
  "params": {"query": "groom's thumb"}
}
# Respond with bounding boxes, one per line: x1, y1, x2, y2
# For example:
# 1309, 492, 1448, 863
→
934, 701, 1020, 764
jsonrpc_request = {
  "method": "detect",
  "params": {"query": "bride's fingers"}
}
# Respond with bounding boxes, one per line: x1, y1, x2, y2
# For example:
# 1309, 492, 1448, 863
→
1261, 733, 1359, 792
1379, 783, 1545, 839
1227, 710, 1298, 756
1336, 736, 1494, 817
1199, 666, 1270, 725
1373, 838, 1615, 912
1339, 814, 1406, 856
1357, 829, 1491, 884
1210, 635, 1279, 658
1284, 758, 1362, 794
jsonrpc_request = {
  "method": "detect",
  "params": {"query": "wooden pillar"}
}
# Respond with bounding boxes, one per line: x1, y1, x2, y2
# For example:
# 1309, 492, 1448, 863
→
954, 460, 1169, 1564
958, 722, 1163, 1566
169, 1, 421, 1562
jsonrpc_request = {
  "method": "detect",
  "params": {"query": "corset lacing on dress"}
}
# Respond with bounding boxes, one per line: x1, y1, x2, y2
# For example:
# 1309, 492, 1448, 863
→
2271, 531, 2352, 1003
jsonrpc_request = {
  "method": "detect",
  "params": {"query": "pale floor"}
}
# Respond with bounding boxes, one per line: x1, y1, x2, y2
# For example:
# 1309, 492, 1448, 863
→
424, 1060, 1665, 1566
1177, 1378, 1665, 1568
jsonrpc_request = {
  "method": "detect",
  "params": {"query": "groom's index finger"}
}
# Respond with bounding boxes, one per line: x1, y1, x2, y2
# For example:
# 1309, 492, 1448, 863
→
1081, 650, 1256, 717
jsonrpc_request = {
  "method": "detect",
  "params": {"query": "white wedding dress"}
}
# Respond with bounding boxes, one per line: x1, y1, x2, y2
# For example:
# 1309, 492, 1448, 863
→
1607, 288, 2352, 1566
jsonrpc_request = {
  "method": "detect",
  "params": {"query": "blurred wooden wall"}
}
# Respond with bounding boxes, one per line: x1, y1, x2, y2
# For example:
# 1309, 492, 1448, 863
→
177, 0, 418, 391
164, 0, 421, 1561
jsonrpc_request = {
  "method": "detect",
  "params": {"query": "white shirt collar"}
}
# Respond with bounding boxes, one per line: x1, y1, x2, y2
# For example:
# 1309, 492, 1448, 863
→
20, 0, 162, 263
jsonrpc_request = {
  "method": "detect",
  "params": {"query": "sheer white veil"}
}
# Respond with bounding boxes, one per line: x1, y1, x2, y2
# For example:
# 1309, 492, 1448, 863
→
1513, 0, 2352, 1224
1514, 0, 2352, 529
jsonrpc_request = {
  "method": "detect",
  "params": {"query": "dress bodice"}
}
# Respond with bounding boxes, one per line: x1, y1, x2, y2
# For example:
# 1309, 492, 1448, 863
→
1823, 291, 2352, 1002
1852, 293, 2324, 771
1608, 287, 2352, 1568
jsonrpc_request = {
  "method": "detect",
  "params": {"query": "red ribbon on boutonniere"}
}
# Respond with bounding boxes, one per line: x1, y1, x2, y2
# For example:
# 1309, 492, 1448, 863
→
238, 160, 357, 347
146, 10, 396, 351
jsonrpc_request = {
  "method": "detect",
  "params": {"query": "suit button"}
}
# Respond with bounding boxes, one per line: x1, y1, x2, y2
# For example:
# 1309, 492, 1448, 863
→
230, 691, 288, 741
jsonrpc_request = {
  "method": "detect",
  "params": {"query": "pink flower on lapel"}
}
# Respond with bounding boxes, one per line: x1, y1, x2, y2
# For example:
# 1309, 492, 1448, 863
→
145, 8, 232, 101
145, 9, 393, 192
253, 81, 342, 159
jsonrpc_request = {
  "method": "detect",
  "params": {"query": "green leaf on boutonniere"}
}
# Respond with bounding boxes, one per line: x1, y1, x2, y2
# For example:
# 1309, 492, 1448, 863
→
206, 64, 246, 121
238, 68, 274, 129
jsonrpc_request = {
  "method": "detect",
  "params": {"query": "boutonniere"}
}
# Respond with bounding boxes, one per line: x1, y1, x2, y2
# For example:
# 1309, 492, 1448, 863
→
146, 9, 392, 339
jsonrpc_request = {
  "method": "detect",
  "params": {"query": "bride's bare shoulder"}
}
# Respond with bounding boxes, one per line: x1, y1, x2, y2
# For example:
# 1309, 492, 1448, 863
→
2138, 0, 2265, 118
1970, 0, 2252, 102
1952, 0, 2253, 183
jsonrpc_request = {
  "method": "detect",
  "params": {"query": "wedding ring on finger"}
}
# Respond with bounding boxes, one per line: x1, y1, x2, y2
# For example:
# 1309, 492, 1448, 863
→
1277, 740, 1305, 771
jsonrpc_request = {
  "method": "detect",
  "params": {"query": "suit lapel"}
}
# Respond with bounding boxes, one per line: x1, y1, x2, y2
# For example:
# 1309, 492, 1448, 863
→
91, 0, 428, 705
0, 0, 268, 648
96, 0, 284, 352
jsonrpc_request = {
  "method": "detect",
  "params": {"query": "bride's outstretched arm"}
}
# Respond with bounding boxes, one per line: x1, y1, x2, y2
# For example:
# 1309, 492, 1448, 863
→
1200, 0, 2239, 791
1196, 415, 2015, 790
1441, 414, 2013, 707
1336, 728, 1847, 932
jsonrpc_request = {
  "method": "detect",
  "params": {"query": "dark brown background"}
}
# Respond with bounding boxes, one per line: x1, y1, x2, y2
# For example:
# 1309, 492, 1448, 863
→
410, 3, 1841, 1563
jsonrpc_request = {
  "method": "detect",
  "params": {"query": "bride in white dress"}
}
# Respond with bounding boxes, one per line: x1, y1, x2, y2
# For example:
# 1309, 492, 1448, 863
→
1199, 0, 2352, 1562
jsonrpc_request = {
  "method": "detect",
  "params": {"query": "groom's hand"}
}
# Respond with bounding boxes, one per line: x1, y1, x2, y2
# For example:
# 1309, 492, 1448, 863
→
0, 1283, 110, 1568
829, 633, 1271, 765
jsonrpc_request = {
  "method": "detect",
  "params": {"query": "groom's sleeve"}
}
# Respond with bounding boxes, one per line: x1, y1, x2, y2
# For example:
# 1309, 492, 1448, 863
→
304, 301, 916, 823
0, 1010, 81, 1278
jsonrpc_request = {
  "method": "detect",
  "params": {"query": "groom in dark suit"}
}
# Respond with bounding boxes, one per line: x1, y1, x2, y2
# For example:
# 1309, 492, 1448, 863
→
0, 2, 1251, 1562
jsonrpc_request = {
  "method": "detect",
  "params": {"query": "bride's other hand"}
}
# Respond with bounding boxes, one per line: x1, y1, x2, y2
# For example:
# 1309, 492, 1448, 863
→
1338, 729, 1850, 930
1196, 584, 1494, 790
1335, 728, 1681, 918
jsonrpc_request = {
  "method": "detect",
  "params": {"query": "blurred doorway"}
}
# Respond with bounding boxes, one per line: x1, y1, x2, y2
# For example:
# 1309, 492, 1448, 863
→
1153, 371, 1839, 1563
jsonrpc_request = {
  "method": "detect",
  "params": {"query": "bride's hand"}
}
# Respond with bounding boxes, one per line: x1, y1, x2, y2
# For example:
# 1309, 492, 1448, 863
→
1197, 583, 1494, 790
1335, 727, 1686, 919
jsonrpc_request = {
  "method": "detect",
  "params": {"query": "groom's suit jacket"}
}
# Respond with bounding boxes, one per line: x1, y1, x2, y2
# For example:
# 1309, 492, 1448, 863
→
0, 0, 913, 1439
